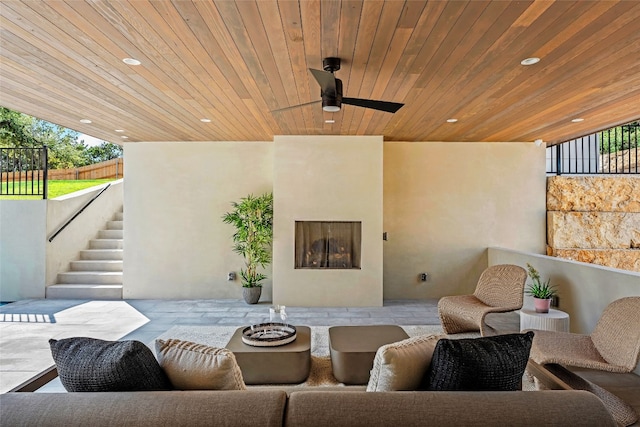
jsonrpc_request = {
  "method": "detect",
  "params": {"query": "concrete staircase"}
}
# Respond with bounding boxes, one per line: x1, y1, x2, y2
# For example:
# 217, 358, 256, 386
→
46, 209, 123, 299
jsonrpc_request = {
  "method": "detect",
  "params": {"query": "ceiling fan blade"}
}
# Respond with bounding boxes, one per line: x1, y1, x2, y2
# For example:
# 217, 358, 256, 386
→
309, 68, 337, 95
272, 100, 321, 112
342, 97, 404, 113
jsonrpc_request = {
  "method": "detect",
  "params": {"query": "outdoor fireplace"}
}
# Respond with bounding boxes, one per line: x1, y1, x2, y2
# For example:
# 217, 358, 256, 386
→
295, 221, 361, 269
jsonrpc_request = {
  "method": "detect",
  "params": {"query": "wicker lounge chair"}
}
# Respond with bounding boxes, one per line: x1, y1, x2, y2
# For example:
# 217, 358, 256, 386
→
438, 264, 527, 336
529, 296, 640, 373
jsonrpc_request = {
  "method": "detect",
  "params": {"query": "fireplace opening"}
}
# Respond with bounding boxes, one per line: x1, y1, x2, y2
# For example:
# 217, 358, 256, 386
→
295, 221, 361, 269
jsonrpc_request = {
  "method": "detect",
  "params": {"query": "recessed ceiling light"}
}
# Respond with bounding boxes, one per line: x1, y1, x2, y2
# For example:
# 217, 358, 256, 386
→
200, 118, 211, 123
571, 118, 585, 123
446, 118, 458, 123
115, 129, 125, 133
520, 57, 540, 66
325, 119, 335, 124
122, 58, 141, 66
79, 119, 92, 124
121, 136, 129, 139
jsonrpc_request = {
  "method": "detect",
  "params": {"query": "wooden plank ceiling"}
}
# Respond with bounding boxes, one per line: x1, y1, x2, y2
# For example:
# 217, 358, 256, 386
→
1, 0, 639, 145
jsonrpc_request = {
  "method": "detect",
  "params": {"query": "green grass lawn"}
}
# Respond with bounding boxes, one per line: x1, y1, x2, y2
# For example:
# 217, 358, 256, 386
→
0, 179, 114, 199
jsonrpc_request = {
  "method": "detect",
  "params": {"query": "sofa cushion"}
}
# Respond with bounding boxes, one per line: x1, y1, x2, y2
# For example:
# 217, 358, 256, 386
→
155, 338, 246, 390
284, 390, 616, 427
49, 337, 171, 392
367, 334, 443, 391
0, 390, 289, 427
422, 331, 534, 391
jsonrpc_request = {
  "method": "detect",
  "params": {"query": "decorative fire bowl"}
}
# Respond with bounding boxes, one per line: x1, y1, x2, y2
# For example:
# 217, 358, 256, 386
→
242, 323, 297, 347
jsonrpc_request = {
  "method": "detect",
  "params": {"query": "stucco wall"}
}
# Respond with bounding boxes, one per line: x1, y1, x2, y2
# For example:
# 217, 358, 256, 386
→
383, 142, 547, 298
273, 135, 383, 307
0, 200, 47, 300
123, 142, 273, 300
123, 139, 545, 302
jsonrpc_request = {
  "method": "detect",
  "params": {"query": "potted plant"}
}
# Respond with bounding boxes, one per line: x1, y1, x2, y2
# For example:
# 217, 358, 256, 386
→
525, 263, 558, 313
222, 192, 273, 304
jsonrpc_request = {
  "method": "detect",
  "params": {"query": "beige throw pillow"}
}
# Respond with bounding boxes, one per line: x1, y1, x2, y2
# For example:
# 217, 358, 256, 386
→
155, 338, 246, 390
366, 334, 443, 392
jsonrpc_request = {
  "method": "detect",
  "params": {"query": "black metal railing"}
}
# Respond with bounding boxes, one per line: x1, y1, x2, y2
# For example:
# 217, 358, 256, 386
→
547, 122, 639, 175
48, 183, 111, 242
0, 147, 48, 198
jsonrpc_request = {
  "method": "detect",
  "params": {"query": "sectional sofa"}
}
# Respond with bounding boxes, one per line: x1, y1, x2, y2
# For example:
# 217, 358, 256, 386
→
0, 388, 616, 426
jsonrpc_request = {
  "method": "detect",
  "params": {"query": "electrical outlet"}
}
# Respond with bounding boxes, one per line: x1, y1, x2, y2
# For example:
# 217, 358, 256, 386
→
227, 272, 236, 281
419, 273, 428, 282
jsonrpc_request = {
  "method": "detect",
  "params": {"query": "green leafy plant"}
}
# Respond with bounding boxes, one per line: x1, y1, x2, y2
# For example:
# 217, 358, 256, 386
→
525, 263, 557, 299
222, 193, 273, 288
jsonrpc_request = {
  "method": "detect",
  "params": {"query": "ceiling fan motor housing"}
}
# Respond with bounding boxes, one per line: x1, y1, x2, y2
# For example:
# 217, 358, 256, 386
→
322, 78, 343, 112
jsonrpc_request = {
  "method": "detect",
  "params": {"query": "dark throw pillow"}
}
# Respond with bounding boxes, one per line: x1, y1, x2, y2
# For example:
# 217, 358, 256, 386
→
421, 331, 534, 391
49, 337, 172, 392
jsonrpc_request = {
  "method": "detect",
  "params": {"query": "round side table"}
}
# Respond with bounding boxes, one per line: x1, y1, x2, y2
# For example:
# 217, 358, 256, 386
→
519, 308, 570, 332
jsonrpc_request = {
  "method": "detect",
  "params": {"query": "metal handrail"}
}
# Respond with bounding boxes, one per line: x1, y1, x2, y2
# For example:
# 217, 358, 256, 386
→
48, 183, 111, 242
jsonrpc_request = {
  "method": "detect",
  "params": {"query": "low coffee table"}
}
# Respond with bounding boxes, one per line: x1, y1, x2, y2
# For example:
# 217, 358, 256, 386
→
225, 325, 311, 385
329, 325, 409, 385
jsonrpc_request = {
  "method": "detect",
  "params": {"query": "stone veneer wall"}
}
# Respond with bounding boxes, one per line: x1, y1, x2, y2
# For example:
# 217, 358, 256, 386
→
546, 176, 640, 272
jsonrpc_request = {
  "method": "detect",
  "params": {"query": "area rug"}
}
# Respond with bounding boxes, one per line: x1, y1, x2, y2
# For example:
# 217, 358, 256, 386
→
156, 325, 535, 390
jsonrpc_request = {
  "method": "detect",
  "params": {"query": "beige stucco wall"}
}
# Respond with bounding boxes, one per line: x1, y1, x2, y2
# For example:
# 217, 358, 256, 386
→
0, 200, 47, 300
123, 139, 545, 302
272, 135, 383, 307
383, 142, 547, 298
123, 142, 273, 300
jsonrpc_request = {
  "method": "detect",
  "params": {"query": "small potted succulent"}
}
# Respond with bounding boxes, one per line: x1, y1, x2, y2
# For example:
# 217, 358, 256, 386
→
222, 192, 273, 304
525, 263, 558, 313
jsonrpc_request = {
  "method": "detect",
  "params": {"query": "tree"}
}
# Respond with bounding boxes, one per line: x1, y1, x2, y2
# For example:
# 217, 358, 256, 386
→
83, 142, 123, 164
0, 107, 39, 147
600, 121, 639, 154
0, 107, 122, 169
29, 119, 86, 169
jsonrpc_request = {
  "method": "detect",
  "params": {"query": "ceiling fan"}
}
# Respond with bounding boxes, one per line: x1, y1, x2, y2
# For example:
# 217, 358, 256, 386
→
275, 57, 404, 114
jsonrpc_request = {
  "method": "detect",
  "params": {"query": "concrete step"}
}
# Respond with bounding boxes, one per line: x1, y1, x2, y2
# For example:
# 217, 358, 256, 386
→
57, 271, 122, 284
98, 229, 123, 239
80, 249, 123, 260
89, 239, 123, 249
114, 212, 123, 221
46, 284, 123, 300
70, 260, 123, 271
106, 220, 123, 230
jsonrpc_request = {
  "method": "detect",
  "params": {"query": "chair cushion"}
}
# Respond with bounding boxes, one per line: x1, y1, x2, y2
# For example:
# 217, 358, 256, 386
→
422, 331, 534, 391
155, 338, 246, 390
49, 337, 171, 392
367, 334, 443, 391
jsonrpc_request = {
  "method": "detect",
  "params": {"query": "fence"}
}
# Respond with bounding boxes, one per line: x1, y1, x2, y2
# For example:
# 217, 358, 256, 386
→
47, 158, 123, 180
1, 157, 123, 183
0, 147, 48, 198
547, 122, 639, 174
